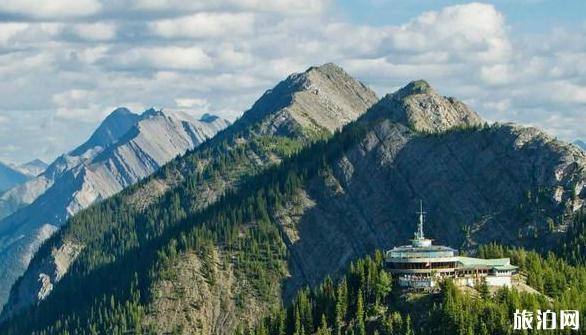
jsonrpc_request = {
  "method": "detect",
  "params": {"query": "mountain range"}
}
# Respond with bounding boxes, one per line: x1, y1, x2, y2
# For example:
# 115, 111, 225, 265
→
0, 108, 229, 312
0, 63, 584, 334
575, 139, 586, 151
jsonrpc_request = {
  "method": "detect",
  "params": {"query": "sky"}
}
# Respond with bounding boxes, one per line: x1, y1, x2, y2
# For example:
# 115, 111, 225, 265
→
0, 0, 584, 164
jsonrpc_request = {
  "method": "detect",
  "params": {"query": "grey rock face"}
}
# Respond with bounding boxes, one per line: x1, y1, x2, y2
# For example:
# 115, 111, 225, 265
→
279, 84, 585, 299
0, 109, 229, 311
367, 80, 483, 133
238, 62, 378, 139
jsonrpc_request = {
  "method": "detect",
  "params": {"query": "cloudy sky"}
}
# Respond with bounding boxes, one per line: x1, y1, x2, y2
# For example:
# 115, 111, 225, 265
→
0, 0, 584, 164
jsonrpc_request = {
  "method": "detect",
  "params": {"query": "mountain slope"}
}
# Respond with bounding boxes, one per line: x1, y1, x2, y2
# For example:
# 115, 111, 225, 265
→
0, 63, 378, 320
1, 76, 584, 334
0, 109, 230, 311
0, 109, 140, 221
0, 163, 29, 194
575, 139, 586, 151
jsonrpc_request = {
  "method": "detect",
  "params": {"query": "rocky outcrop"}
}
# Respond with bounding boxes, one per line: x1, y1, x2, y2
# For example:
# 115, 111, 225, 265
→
1, 63, 378, 319
6, 239, 82, 314
366, 80, 483, 133
0, 109, 229, 312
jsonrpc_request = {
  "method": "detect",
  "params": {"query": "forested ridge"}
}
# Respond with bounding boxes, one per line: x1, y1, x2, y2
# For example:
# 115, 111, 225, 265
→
251, 238, 586, 335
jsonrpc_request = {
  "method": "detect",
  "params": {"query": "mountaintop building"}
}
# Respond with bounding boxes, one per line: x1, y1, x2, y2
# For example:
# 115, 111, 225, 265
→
385, 202, 517, 289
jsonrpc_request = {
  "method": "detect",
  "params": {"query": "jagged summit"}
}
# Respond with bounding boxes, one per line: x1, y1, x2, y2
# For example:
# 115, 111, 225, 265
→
70, 108, 140, 156
142, 108, 164, 118
110, 107, 133, 116
395, 79, 435, 97
305, 62, 345, 76
236, 63, 378, 138
369, 80, 482, 133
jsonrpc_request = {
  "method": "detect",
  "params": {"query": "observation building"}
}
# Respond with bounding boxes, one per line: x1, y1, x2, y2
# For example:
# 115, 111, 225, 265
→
385, 203, 517, 288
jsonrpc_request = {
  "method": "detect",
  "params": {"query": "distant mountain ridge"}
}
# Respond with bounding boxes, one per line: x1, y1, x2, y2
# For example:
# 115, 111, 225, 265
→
575, 139, 586, 150
0, 159, 47, 193
0, 108, 229, 310
0, 164, 29, 194
0, 159, 48, 216
15, 159, 48, 177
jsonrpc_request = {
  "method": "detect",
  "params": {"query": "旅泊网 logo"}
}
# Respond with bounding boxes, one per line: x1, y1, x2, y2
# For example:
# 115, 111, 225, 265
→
513, 309, 580, 330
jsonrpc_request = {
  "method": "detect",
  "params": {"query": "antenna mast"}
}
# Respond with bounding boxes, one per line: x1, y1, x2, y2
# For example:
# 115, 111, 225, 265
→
416, 200, 426, 239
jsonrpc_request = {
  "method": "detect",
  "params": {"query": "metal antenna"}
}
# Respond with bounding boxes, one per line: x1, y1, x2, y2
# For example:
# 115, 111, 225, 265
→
416, 200, 426, 239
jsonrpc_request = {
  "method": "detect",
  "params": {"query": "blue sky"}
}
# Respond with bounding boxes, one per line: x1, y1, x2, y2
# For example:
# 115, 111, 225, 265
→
338, 0, 586, 32
0, 0, 584, 164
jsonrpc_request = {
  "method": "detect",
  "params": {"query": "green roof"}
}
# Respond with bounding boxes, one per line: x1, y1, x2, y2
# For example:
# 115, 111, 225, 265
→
493, 264, 518, 271
456, 256, 517, 270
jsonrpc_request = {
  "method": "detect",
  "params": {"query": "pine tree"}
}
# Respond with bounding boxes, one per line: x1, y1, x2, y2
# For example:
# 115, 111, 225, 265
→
355, 289, 365, 335
316, 314, 331, 335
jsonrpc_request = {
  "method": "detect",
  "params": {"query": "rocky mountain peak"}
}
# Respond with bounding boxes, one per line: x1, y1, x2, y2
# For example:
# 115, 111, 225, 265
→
371, 80, 482, 133
305, 62, 345, 77
141, 108, 165, 118
70, 108, 140, 156
238, 63, 378, 138
395, 79, 434, 97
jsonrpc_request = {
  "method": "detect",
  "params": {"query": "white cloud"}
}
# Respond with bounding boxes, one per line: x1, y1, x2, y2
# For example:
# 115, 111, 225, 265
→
175, 98, 209, 109
73, 23, 117, 41
107, 47, 213, 71
391, 3, 511, 63
0, 0, 101, 19
52, 89, 102, 121
149, 13, 255, 39
0, 23, 28, 44
130, 0, 327, 15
